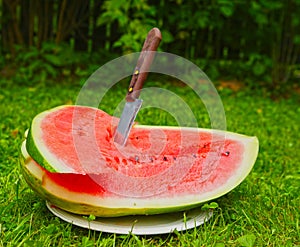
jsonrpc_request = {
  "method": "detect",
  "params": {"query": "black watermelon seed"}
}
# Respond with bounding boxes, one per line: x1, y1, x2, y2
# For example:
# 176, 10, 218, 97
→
222, 151, 230, 156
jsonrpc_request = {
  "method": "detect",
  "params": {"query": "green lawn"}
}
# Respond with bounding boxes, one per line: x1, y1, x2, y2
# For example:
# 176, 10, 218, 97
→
0, 79, 299, 246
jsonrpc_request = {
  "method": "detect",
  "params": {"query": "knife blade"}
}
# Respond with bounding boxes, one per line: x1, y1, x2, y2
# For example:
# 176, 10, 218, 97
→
114, 28, 162, 146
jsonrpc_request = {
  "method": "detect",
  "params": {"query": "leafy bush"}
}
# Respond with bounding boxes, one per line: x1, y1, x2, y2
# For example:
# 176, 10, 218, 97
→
96, 0, 173, 53
0, 0, 299, 94
10, 42, 100, 85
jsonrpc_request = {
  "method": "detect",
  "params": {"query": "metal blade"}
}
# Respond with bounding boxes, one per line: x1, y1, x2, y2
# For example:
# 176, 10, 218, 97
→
114, 99, 143, 146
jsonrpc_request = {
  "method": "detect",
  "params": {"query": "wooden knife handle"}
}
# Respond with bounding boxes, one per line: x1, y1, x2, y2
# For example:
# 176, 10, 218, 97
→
126, 28, 162, 102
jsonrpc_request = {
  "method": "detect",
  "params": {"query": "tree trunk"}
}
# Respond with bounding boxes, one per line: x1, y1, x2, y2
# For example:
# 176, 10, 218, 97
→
91, 0, 106, 52
4, 0, 24, 45
20, 0, 30, 47
55, 0, 67, 44
74, 0, 90, 51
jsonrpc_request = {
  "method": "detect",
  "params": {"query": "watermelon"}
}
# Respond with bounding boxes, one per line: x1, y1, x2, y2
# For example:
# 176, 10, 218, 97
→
21, 105, 259, 217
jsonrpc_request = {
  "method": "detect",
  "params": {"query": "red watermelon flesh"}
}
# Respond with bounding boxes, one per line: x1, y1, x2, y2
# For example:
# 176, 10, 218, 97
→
22, 105, 259, 216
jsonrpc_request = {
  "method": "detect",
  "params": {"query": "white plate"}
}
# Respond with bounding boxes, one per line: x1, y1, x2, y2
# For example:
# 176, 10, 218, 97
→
46, 202, 213, 235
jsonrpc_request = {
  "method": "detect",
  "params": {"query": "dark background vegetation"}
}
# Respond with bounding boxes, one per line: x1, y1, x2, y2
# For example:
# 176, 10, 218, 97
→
0, 0, 300, 96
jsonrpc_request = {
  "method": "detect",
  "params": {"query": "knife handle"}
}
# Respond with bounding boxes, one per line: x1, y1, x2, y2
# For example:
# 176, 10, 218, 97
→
126, 28, 162, 102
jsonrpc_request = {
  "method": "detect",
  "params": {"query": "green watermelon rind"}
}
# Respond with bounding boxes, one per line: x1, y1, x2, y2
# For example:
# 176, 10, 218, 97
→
26, 126, 57, 172
26, 105, 75, 173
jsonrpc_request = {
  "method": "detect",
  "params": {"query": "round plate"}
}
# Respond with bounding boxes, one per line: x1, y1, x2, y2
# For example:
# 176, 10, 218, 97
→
46, 202, 213, 235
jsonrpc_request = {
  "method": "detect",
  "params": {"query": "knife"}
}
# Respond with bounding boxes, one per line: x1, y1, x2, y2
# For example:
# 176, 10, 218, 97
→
114, 28, 162, 146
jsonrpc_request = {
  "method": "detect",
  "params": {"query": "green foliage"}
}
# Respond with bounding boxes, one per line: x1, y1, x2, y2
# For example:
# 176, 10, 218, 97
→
0, 0, 299, 93
236, 234, 256, 247
83, 214, 96, 222
97, 0, 158, 53
201, 202, 219, 210
7, 42, 107, 86
94, 0, 300, 92
12, 42, 74, 84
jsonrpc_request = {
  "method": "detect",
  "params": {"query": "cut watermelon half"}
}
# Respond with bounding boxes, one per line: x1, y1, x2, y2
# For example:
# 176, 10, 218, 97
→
21, 105, 259, 217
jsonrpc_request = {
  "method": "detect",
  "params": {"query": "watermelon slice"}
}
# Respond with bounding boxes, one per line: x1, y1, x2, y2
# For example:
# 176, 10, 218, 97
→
21, 105, 259, 217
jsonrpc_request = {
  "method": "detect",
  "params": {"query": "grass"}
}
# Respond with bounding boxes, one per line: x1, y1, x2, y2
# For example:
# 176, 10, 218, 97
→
0, 78, 299, 246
